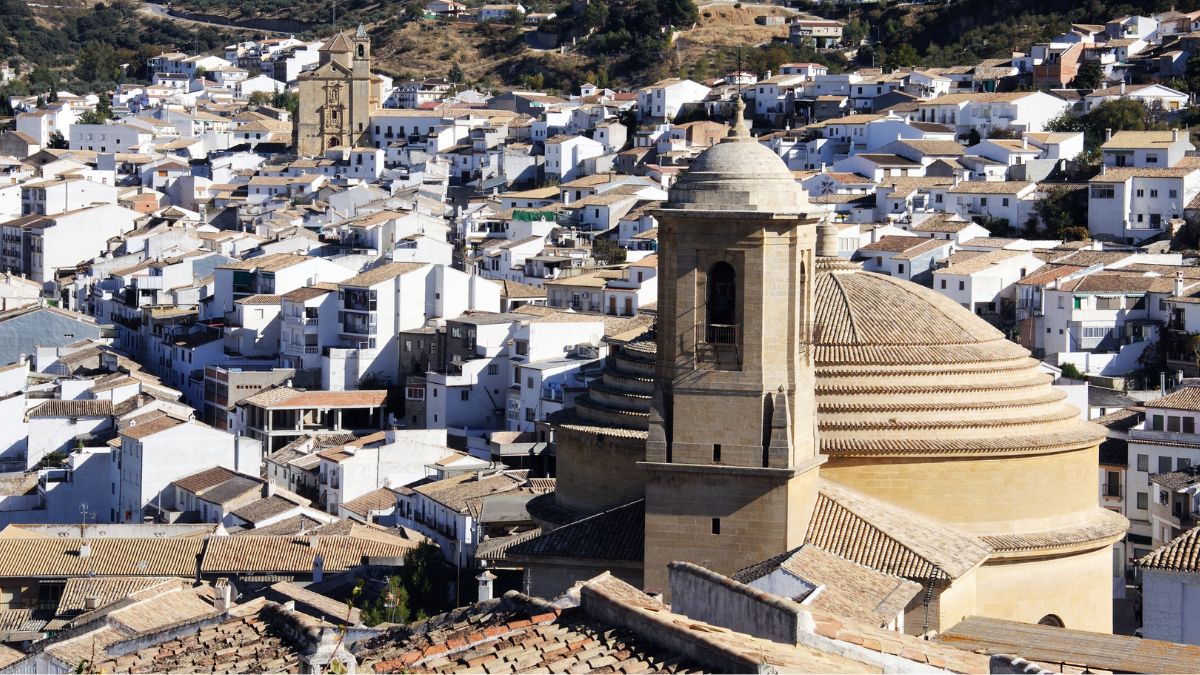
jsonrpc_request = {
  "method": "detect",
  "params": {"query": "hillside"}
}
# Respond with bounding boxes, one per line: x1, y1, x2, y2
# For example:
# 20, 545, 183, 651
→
857, 0, 1195, 66
5, 0, 1195, 101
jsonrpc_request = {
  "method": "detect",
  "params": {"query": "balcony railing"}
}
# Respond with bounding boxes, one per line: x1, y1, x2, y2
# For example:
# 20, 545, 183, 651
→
1102, 485, 1122, 498
706, 323, 739, 345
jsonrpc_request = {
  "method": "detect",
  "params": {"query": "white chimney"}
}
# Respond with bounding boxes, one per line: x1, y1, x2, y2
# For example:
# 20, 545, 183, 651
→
214, 578, 232, 611
1174, 128, 1181, 143
477, 570, 496, 602
1022, 137, 1028, 149
1120, 81, 1126, 95
1176, 271, 1185, 297
83, 594, 100, 610
1106, 128, 1113, 141
78, 542, 91, 559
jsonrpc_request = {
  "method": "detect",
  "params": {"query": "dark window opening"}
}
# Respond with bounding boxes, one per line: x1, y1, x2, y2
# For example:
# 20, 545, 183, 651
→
711, 518, 720, 535
713, 444, 721, 463
706, 261, 736, 344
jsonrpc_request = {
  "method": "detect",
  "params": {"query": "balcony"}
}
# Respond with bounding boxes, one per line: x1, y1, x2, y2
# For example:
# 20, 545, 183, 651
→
1102, 484, 1122, 499
1131, 428, 1200, 445
706, 323, 739, 345
285, 315, 318, 326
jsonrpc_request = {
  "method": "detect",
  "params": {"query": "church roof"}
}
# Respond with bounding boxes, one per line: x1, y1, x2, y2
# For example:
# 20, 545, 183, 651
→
811, 257, 1105, 458
805, 479, 991, 582
322, 32, 353, 53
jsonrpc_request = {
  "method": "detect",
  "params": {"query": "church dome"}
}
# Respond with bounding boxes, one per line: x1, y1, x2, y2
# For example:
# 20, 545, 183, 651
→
666, 100, 810, 214
809, 258, 1104, 458
558, 258, 1103, 461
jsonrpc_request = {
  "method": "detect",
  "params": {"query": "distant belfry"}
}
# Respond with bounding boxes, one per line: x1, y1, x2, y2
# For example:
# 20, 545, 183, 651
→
514, 98, 1128, 635
295, 25, 382, 156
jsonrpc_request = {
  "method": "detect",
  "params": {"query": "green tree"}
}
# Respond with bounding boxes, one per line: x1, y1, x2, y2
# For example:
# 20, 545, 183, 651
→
1082, 98, 1163, 149
882, 43, 919, 71
448, 62, 464, 83
271, 89, 299, 116
75, 40, 121, 85
966, 128, 981, 147
1187, 51, 1200, 94
361, 576, 411, 626
248, 90, 272, 106
1033, 186, 1087, 239
592, 237, 627, 265
46, 131, 67, 149
1070, 61, 1103, 90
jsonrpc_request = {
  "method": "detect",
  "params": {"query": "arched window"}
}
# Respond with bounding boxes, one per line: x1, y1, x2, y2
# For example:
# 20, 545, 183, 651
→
358, 44, 365, 58
1038, 614, 1064, 628
706, 261, 736, 344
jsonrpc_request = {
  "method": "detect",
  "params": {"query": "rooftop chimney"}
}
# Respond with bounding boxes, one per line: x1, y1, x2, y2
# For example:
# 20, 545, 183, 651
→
1120, 81, 1126, 95
1106, 128, 1113, 141
816, 222, 839, 258
78, 542, 91, 559
477, 570, 496, 602
213, 578, 233, 611
83, 594, 100, 610
1176, 270, 1185, 298
1174, 128, 1181, 143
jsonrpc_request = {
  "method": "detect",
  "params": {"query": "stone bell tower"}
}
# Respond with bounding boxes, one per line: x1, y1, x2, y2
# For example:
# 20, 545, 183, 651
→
642, 99, 825, 595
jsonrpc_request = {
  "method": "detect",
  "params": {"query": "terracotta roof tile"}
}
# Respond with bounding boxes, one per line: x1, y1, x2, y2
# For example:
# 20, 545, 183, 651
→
27, 399, 113, 418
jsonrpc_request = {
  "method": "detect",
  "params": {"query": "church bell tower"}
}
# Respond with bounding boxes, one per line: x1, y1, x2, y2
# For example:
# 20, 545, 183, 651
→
642, 99, 825, 595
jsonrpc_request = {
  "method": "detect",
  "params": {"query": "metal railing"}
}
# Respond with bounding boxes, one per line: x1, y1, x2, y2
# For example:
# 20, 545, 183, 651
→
706, 323, 740, 345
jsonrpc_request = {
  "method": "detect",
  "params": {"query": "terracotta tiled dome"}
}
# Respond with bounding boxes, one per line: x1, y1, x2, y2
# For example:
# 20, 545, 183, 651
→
560, 259, 1103, 460
810, 258, 1104, 457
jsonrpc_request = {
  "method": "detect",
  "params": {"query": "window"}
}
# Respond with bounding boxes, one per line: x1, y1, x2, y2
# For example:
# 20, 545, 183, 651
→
1091, 186, 1115, 199
515, 341, 528, 356
711, 518, 720, 535
526, 377, 534, 388
958, 281, 965, 291
1096, 296, 1122, 310
460, 390, 470, 401
1180, 457, 1193, 470
1138, 453, 1149, 471
713, 444, 721, 462
1150, 189, 1159, 198
940, 279, 946, 289
897, 263, 905, 274
706, 261, 737, 344
1160, 456, 1172, 474
1073, 297, 1083, 310
1171, 189, 1179, 199
487, 364, 498, 375
1002, 198, 1010, 207
525, 407, 535, 421
1137, 492, 1148, 510
1147, 153, 1159, 164
1136, 189, 1145, 198
1169, 416, 1182, 432
980, 197, 988, 206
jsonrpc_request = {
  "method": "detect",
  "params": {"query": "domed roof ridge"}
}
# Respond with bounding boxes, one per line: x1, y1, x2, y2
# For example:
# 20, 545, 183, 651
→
664, 98, 810, 213
814, 263, 1004, 348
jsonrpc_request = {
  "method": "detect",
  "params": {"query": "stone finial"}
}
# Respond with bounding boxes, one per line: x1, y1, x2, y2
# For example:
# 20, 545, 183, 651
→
724, 97, 751, 143
356, 23, 368, 39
